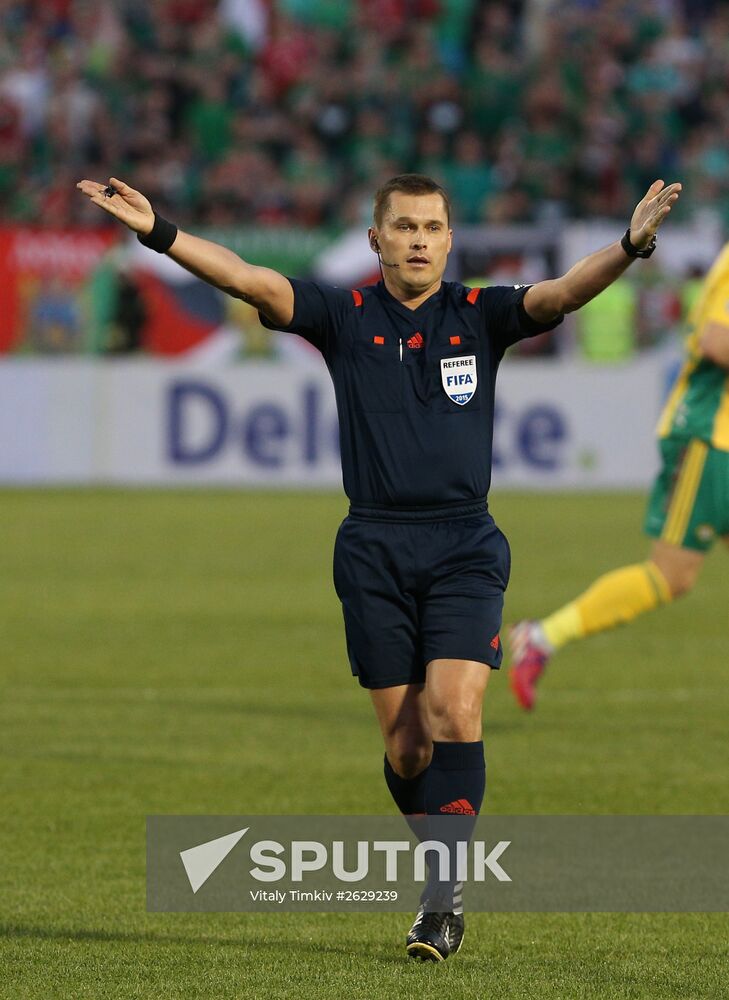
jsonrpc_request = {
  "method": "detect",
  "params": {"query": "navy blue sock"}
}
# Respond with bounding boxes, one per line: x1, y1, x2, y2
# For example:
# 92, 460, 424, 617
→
383, 753, 428, 817
383, 753, 432, 854
422, 740, 486, 911
424, 740, 485, 817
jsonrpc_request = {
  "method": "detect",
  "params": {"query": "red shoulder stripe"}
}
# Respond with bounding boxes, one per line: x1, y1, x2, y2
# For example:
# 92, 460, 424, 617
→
351, 289, 363, 307
466, 287, 480, 305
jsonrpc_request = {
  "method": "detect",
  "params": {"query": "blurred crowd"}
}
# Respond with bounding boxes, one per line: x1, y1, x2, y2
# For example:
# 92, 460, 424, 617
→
0, 0, 726, 231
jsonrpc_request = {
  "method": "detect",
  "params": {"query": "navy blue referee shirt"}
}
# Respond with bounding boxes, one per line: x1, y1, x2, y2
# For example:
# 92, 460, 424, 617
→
261, 279, 563, 510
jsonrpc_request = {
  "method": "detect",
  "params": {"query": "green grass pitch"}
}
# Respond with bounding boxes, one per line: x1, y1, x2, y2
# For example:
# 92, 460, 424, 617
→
1, 489, 727, 999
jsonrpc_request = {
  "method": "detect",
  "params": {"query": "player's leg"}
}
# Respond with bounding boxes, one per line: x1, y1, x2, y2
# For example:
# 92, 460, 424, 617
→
510, 542, 704, 710
370, 683, 432, 815
417, 512, 506, 832
510, 437, 716, 710
409, 515, 507, 959
425, 658, 490, 741
417, 517, 504, 846
407, 658, 489, 958
334, 516, 443, 958
649, 539, 704, 596
424, 658, 489, 826
424, 658, 489, 824
369, 682, 456, 962
334, 516, 430, 818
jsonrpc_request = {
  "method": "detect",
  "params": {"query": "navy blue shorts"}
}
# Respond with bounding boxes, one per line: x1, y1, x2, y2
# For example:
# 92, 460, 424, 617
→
332, 504, 511, 689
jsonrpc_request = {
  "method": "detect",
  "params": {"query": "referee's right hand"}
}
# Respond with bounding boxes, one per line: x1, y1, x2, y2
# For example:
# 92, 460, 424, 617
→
76, 177, 154, 236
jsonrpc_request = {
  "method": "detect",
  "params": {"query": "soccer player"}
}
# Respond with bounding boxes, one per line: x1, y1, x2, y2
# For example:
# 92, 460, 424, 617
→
510, 244, 729, 712
77, 172, 680, 960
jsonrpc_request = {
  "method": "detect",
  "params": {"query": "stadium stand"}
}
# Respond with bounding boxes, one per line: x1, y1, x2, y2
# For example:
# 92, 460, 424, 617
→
0, 0, 725, 231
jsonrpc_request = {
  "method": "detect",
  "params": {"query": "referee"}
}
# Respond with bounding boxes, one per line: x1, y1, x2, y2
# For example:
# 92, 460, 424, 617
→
78, 171, 681, 961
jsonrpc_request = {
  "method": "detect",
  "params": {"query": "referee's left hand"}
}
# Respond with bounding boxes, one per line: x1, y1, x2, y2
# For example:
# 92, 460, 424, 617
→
629, 180, 682, 249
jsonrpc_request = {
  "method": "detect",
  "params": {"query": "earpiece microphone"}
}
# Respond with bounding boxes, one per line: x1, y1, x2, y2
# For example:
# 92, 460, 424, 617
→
371, 239, 400, 268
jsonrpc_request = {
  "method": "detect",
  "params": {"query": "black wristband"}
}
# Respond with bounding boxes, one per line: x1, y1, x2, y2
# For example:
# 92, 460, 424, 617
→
137, 213, 178, 253
621, 227, 656, 259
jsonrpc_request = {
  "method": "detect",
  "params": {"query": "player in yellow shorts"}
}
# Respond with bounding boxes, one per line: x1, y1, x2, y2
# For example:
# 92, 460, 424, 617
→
510, 243, 729, 710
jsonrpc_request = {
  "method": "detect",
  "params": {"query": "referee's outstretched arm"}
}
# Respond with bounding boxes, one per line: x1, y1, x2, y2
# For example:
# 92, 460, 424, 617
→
524, 178, 682, 323
76, 176, 294, 328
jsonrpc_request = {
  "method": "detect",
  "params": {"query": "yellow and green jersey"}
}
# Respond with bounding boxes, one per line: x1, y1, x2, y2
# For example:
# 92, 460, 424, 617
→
658, 243, 729, 451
